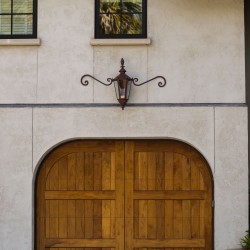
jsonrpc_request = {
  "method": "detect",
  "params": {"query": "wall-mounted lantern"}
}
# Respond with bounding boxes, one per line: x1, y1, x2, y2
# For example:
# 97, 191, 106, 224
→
81, 58, 167, 110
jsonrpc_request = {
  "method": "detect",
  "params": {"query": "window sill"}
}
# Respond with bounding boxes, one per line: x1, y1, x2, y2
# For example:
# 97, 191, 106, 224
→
0, 38, 41, 46
90, 38, 151, 46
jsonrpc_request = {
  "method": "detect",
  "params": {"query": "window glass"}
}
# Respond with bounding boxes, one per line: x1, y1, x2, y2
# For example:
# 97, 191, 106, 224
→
0, 0, 36, 38
96, 0, 146, 38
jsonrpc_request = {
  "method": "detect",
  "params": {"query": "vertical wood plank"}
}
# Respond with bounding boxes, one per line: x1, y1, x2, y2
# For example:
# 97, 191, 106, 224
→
182, 156, 191, 248
84, 200, 94, 238
94, 152, 102, 191
45, 200, 50, 238
58, 156, 68, 191
110, 200, 116, 238
115, 141, 125, 250
147, 152, 156, 190
156, 152, 165, 190
183, 157, 191, 191
49, 200, 59, 238
102, 152, 111, 190
165, 152, 174, 250
76, 152, 85, 191
156, 200, 165, 239
58, 200, 68, 238
125, 141, 134, 250
138, 152, 148, 191
102, 200, 111, 238
84, 153, 94, 191
76, 200, 85, 238
68, 200, 76, 238
110, 152, 116, 190
173, 154, 183, 191
37, 162, 47, 250
191, 162, 201, 240
191, 161, 200, 190
134, 200, 139, 239
200, 200, 205, 239
147, 200, 156, 239
93, 200, 102, 239
138, 200, 148, 238
182, 200, 191, 240
68, 153, 76, 191
49, 162, 59, 190
45, 162, 51, 190
173, 200, 182, 250
191, 200, 200, 239
165, 200, 174, 239
165, 152, 174, 190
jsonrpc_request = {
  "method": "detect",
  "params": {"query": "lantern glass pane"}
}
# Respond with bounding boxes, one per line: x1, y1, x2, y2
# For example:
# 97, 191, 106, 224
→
118, 79, 126, 99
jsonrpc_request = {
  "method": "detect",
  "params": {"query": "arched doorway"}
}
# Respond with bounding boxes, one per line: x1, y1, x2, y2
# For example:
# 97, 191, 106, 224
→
35, 140, 213, 250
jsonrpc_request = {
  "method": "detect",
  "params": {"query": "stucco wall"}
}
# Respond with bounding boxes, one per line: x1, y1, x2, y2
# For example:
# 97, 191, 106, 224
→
0, 107, 248, 250
0, 0, 247, 250
0, 0, 245, 104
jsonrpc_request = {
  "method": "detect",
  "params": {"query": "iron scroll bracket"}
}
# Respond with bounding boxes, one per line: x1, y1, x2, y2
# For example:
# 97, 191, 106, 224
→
132, 76, 167, 87
80, 75, 167, 88
80, 74, 113, 86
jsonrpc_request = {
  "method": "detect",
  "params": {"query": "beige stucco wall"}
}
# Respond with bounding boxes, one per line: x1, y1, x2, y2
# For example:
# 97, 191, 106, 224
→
0, 0, 245, 104
0, 107, 248, 250
0, 0, 247, 250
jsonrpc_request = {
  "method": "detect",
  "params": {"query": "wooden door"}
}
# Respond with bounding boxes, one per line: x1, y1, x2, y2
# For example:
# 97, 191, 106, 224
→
125, 140, 213, 250
36, 140, 213, 250
36, 140, 124, 250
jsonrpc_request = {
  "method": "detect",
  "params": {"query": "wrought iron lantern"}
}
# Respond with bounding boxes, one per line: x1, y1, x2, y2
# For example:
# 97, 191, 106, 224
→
81, 58, 166, 110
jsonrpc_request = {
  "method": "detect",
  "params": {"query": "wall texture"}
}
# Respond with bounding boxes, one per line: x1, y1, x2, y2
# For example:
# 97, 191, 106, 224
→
0, 0, 245, 104
0, 1, 247, 250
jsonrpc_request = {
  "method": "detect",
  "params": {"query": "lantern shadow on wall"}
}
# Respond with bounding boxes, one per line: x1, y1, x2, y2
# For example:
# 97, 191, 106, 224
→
80, 58, 167, 110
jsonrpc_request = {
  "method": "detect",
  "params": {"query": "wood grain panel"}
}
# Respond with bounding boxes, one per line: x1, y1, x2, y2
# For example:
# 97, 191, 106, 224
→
147, 200, 156, 239
75, 200, 85, 238
67, 200, 76, 238
102, 153, 111, 190
58, 200, 68, 238
68, 154, 76, 191
58, 157, 68, 191
94, 152, 102, 191
93, 200, 102, 239
76, 153, 85, 190
84, 200, 94, 239
37, 140, 213, 250
84, 153, 94, 191
45, 191, 115, 200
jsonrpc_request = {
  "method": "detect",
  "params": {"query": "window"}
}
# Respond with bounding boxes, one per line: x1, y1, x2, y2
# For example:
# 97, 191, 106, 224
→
95, 0, 147, 39
0, 0, 37, 38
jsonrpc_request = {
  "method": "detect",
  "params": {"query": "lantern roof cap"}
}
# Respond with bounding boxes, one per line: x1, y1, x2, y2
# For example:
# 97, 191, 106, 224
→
114, 58, 132, 81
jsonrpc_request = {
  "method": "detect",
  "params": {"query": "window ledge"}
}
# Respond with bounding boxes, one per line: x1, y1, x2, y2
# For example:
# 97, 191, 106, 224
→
0, 38, 41, 46
90, 38, 151, 46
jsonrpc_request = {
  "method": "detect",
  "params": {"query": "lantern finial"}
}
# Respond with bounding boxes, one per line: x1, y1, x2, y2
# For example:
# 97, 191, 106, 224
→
120, 58, 126, 73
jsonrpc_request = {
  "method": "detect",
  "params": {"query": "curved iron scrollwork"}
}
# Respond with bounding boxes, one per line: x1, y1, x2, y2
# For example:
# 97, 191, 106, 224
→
80, 58, 167, 109
132, 76, 167, 87
81, 74, 113, 86
81, 75, 167, 88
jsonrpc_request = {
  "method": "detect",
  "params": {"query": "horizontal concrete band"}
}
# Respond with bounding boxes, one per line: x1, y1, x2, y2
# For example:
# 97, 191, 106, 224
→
0, 103, 246, 108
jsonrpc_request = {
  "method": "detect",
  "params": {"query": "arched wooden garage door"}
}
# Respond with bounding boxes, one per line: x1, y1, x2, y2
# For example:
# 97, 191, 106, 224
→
35, 140, 213, 250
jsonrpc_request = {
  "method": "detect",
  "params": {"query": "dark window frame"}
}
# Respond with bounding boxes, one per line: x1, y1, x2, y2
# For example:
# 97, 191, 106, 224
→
95, 0, 147, 39
0, 0, 37, 39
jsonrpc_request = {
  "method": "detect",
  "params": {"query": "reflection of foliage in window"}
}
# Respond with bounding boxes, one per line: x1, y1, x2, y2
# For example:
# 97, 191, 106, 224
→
99, 0, 143, 35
